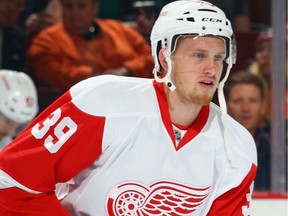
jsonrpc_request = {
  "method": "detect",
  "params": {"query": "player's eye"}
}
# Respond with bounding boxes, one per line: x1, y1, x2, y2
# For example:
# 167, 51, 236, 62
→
193, 53, 205, 59
214, 55, 225, 61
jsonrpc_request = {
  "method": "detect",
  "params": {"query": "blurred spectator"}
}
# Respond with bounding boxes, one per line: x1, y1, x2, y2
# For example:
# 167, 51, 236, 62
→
25, 0, 154, 91
249, 28, 272, 86
128, 1, 158, 41
24, 0, 62, 44
224, 71, 271, 191
0, 0, 27, 71
0, 70, 38, 150
162, 0, 251, 32
26, 1, 162, 39
248, 28, 272, 125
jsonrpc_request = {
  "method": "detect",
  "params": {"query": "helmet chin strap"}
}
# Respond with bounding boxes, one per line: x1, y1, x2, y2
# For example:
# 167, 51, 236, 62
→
153, 49, 176, 91
217, 59, 238, 168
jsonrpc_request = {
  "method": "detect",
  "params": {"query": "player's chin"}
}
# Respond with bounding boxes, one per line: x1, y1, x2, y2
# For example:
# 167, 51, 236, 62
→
200, 98, 213, 106
192, 94, 213, 106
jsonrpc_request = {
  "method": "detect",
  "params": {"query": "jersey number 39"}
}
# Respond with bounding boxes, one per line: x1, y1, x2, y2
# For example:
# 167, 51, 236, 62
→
31, 108, 77, 153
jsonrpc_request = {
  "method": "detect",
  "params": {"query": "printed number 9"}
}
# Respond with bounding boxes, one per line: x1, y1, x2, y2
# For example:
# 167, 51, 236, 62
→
31, 108, 77, 153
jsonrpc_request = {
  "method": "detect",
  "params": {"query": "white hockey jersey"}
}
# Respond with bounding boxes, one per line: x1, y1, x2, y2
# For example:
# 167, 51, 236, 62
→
0, 75, 257, 216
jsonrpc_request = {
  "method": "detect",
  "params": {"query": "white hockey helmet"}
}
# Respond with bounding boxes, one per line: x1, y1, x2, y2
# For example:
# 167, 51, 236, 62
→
150, 0, 236, 89
0, 70, 38, 124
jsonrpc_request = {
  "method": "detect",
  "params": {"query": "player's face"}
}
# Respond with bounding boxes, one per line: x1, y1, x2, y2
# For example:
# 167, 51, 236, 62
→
226, 84, 264, 134
0, 113, 20, 140
170, 36, 225, 105
61, 0, 98, 34
0, 0, 26, 26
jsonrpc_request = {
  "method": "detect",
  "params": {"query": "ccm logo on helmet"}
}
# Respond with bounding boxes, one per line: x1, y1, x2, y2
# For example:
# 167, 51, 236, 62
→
202, 18, 223, 23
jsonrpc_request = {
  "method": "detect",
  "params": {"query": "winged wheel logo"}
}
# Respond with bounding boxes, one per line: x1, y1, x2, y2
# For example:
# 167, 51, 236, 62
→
106, 181, 211, 215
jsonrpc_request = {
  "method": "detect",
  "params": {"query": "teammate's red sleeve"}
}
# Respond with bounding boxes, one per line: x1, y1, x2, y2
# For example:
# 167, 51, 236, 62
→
207, 164, 257, 216
0, 90, 105, 215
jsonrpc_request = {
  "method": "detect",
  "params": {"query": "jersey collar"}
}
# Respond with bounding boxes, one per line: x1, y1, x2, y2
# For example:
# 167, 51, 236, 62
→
153, 80, 210, 150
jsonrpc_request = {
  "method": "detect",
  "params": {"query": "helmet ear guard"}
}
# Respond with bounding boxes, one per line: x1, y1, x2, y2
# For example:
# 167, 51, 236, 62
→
153, 43, 176, 91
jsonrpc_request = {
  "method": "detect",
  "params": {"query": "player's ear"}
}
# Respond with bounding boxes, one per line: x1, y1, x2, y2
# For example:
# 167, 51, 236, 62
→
158, 48, 168, 71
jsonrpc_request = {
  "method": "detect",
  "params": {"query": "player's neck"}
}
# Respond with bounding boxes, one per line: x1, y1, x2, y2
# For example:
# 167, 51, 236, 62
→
169, 105, 201, 126
167, 93, 202, 127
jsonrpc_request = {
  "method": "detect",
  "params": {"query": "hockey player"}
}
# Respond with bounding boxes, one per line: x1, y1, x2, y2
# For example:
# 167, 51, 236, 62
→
0, 70, 38, 150
0, 1, 257, 215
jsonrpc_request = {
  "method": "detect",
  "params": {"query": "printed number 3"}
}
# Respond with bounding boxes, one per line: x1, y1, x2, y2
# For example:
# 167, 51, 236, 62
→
31, 108, 77, 153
